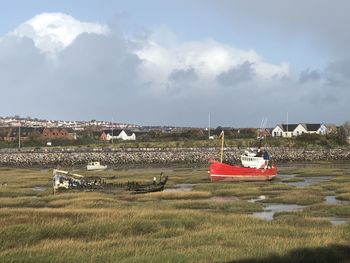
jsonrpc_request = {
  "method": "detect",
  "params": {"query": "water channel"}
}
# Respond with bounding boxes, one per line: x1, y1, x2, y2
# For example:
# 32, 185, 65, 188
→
163, 183, 195, 192
164, 173, 349, 225
252, 173, 349, 225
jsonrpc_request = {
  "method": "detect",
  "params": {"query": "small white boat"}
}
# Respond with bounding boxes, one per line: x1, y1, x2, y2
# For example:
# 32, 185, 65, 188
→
86, 161, 107, 171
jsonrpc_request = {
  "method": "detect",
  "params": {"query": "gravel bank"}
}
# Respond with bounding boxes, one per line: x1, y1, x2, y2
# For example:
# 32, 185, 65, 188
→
0, 147, 349, 167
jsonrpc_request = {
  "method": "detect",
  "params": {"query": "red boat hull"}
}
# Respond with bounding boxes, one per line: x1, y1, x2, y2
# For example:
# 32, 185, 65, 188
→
209, 161, 277, 182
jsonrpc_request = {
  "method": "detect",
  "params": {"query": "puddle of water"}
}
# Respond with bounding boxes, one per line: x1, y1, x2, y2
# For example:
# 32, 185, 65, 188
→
270, 175, 349, 225
33, 186, 47, 192
293, 177, 334, 187
278, 174, 297, 180
252, 203, 305, 221
279, 174, 334, 187
329, 217, 349, 226
325, 195, 338, 204
163, 183, 195, 192
175, 183, 195, 189
248, 195, 267, 203
252, 201, 349, 225
323, 195, 350, 225
324, 195, 350, 205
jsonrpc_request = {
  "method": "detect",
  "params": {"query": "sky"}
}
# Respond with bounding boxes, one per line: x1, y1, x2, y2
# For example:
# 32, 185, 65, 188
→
0, 0, 349, 127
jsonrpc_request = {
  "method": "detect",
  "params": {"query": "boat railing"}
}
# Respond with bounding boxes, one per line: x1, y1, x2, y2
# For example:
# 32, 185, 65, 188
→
241, 155, 266, 169
241, 155, 263, 162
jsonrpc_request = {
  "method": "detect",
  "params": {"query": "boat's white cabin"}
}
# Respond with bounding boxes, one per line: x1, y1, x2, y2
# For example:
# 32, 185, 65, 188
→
241, 155, 265, 169
86, 161, 107, 171
241, 149, 268, 169
244, 149, 258, 157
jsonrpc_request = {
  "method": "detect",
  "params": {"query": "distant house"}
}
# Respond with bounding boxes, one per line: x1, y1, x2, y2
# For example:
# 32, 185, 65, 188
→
2, 127, 76, 141
99, 131, 109, 141
41, 128, 76, 140
100, 129, 136, 141
271, 123, 327, 137
3, 127, 36, 142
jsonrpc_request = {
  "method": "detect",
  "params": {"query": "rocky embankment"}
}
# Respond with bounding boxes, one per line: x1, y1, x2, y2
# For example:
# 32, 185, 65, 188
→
0, 147, 349, 167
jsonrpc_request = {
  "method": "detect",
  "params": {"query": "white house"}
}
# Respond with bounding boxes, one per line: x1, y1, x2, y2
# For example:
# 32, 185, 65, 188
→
272, 123, 327, 137
115, 130, 136, 141
100, 129, 136, 141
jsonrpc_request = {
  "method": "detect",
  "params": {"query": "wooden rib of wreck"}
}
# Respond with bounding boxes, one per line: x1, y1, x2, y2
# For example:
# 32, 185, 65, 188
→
52, 169, 168, 194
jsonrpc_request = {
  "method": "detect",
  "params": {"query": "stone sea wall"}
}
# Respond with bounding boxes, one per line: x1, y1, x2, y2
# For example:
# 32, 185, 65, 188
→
0, 147, 349, 167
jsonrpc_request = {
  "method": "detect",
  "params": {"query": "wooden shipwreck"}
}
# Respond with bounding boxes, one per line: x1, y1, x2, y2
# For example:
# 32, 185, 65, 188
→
52, 169, 168, 194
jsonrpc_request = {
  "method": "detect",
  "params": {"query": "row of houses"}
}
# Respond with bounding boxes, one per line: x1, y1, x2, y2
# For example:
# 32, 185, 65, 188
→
0, 123, 330, 142
2, 127, 77, 141
0, 116, 140, 130
271, 123, 327, 137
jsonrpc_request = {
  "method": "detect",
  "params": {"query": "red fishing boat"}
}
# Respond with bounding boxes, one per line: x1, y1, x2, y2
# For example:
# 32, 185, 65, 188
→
209, 132, 277, 182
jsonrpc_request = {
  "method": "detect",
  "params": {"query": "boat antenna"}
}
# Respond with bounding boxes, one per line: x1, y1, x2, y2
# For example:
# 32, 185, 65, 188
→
219, 130, 224, 163
258, 117, 268, 139
258, 118, 263, 139
258, 117, 268, 149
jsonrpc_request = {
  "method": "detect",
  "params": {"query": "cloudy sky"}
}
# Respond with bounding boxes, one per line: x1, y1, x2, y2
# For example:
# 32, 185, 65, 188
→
0, 0, 349, 127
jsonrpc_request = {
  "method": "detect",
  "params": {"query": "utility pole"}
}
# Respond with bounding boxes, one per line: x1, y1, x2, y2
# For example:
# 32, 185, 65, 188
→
208, 113, 211, 139
286, 112, 289, 133
18, 120, 21, 150
220, 131, 224, 163
111, 118, 114, 144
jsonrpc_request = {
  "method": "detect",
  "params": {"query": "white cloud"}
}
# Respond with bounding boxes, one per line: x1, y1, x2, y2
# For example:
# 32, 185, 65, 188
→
136, 37, 289, 91
8, 13, 289, 88
254, 61, 289, 80
11, 13, 109, 56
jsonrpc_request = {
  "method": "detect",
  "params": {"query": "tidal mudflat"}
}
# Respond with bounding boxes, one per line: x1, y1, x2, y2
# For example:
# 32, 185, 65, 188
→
0, 162, 349, 262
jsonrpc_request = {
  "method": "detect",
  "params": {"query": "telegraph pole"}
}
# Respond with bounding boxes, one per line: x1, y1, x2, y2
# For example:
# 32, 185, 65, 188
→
111, 118, 114, 144
208, 113, 211, 139
18, 120, 21, 150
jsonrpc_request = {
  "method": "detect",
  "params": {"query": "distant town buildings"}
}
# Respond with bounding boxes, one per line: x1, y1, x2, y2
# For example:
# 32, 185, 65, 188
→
0, 116, 344, 144
0, 116, 141, 142
0, 116, 139, 130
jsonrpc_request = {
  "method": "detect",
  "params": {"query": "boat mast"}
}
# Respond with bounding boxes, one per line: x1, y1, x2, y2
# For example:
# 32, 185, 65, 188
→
220, 131, 224, 163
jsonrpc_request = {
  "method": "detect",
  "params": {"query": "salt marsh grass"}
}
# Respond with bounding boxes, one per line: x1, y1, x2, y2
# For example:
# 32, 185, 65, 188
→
0, 163, 349, 262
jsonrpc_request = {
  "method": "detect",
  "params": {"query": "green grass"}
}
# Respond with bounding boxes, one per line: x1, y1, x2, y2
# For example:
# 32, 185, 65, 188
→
0, 163, 350, 262
264, 188, 325, 205
304, 204, 350, 217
